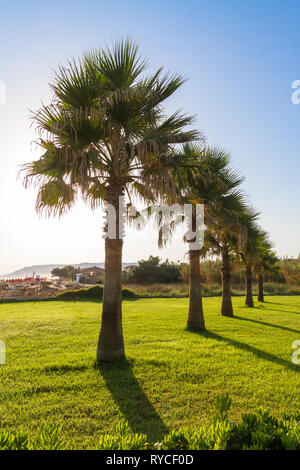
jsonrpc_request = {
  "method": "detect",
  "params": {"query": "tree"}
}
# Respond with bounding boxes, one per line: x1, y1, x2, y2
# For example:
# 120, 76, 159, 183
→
280, 257, 300, 285
154, 145, 243, 329
21, 40, 199, 362
186, 147, 245, 325
254, 236, 280, 302
240, 220, 262, 308
203, 191, 255, 316
150, 142, 208, 331
124, 256, 182, 284
51, 265, 76, 280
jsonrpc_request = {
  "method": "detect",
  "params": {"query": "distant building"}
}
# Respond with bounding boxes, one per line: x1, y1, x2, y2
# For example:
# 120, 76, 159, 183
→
78, 266, 105, 275
76, 266, 105, 283
122, 265, 136, 271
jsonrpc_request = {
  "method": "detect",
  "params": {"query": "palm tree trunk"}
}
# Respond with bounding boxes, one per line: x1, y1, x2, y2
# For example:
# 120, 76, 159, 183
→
257, 272, 264, 302
187, 249, 205, 330
97, 192, 125, 362
221, 248, 233, 316
245, 263, 254, 307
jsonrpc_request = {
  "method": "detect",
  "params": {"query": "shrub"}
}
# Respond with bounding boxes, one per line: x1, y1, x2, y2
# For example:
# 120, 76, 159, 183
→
0, 426, 64, 450
98, 420, 148, 450
39, 425, 64, 450
56, 285, 136, 300
159, 428, 209, 450
56, 285, 103, 300
84, 285, 104, 298
0, 431, 29, 450
122, 288, 136, 298
123, 256, 182, 284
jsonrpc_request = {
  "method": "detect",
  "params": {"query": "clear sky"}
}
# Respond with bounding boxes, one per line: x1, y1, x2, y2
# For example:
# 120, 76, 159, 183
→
0, 0, 300, 274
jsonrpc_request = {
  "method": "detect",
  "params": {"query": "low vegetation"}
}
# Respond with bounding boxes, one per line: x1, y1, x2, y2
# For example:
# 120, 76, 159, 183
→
55, 286, 136, 300
1, 393, 299, 450
123, 256, 182, 284
122, 282, 300, 298
123, 256, 300, 293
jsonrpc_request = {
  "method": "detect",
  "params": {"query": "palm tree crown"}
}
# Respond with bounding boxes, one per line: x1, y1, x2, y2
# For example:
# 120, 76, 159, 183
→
22, 40, 200, 216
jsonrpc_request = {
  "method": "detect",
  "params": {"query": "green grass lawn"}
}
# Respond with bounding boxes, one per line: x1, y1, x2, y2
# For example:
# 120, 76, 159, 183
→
0, 296, 299, 449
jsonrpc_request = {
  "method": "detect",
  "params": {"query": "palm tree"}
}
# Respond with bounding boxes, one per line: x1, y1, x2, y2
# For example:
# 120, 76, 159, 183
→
240, 220, 262, 308
153, 145, 243, 328
188, 151, 245, 329
254, 236, 280, 302
203, 191, 253, 316
21, 40, 200, 362
182, 146, 228, 331
148, 143, 209, 331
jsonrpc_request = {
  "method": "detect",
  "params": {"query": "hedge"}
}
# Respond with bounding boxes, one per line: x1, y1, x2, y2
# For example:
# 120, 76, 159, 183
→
55, 285, 136, 300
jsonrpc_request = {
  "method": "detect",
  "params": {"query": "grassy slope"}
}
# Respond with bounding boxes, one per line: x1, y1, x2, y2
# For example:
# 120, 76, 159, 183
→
0, 296, 299, 449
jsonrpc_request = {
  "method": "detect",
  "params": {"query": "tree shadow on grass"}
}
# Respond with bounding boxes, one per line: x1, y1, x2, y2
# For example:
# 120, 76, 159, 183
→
238, 304, 300, 315
263, 301, 286, 305
188, 330, 300, 373
94, 358, 169, 441
233, 315, 300, 335
264, 299, 300, 305
43, 364, 89, 374
257, 305, 300, 315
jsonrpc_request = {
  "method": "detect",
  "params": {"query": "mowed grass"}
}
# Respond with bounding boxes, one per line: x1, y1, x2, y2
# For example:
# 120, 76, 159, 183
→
0, 296, 300, 448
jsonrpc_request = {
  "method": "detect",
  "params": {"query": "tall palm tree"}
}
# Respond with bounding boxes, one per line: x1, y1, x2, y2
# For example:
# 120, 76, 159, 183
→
154, 145, 243, 329
254, 236, 280, 302
21, 40, 200, 362
187, 149, 246, 324
203, 192, 255, 316
148, 143, 209, 331
240, 221, 262, 308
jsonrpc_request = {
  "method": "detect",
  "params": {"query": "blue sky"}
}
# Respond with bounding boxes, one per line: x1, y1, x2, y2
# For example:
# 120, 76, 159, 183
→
0, 0, 300, 272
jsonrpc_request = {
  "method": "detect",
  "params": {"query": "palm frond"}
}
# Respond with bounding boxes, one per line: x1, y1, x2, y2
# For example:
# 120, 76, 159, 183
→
36, 179, 76, 217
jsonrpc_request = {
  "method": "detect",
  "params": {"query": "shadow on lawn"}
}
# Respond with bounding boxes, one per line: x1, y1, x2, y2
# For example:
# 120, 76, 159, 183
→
234, 315, 300, 335
239, 304, 300, 315
257, 305, 300, 315
264, 300, 300, 306
43, 364, 89, 374
263, 301, 287, 305
95, 359, 169, 441
189, 330, 299, 373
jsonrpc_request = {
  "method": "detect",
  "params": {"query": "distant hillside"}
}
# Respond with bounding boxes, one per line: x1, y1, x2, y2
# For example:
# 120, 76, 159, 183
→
0, 262, 137, 279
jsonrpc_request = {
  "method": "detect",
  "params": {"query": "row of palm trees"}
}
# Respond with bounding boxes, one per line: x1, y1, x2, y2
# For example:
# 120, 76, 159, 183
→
154, 143, 279, 328
22, 40, 279, 362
